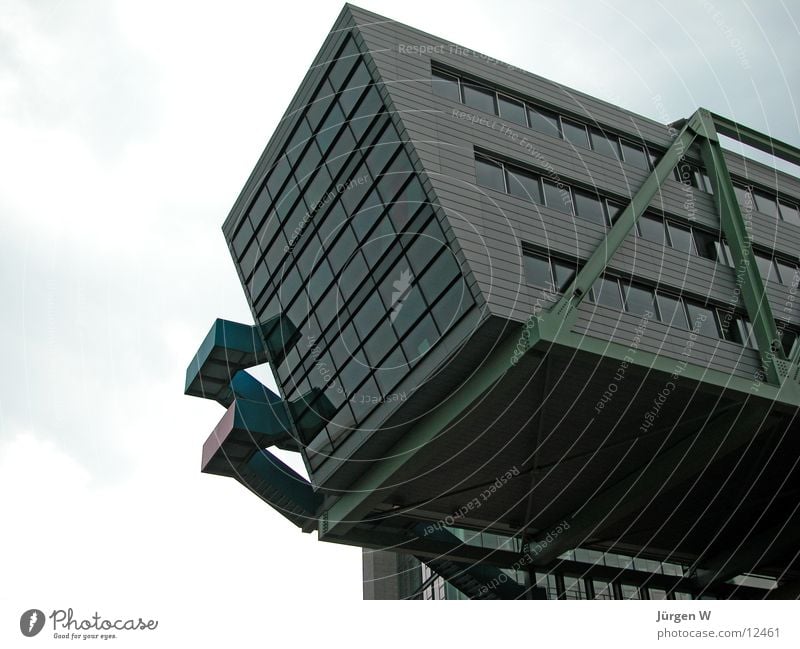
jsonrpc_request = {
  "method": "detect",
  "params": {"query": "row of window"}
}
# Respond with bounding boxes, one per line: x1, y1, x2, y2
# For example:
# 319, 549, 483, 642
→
734, 183, 800, 227
432, 67, 654, 171
431, 66, 800, 232
480, 154, 800, 286
523, 249, 800, 352
534, 573, 694, 600
476, 154, 621, 224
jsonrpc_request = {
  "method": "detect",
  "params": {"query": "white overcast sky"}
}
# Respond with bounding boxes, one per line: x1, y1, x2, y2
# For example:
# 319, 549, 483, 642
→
0, 0, 797, 645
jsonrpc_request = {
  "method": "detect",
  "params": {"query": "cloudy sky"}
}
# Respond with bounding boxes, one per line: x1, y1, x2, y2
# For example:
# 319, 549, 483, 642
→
0, 0, 797, 644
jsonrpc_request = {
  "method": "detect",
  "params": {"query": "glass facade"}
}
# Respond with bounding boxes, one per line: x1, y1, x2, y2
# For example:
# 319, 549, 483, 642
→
228, 34, 476, 463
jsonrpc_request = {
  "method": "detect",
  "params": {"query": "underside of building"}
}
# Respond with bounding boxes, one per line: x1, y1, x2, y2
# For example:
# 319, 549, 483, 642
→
186, 4, 800, 599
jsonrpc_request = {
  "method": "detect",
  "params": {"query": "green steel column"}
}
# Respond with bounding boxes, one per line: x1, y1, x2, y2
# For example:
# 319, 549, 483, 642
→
693, 109, 786, 385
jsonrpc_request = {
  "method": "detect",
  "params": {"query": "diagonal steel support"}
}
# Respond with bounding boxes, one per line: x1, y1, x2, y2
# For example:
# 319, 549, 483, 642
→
694, 109, 786, 385
552, 111, 704, 327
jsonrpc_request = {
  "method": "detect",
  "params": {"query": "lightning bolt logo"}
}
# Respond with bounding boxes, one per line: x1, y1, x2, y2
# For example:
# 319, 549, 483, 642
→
20, 608, 45, 637
390, 268, 414, 322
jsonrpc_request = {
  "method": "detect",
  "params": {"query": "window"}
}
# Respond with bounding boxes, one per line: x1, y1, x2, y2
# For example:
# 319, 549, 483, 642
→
754, 252, 778, 283
685, 302, 721, 338
589, 128, 621, 160
693, 229, 720, 261
528, 106, 561, 138
776, 259, 798, 286
524, 252, 551, 288
657, 293, 689, 329
779, 199, 800, 226
733, 183, 755, 209
403, 314, 437, 360
638, 214, 667, 245
498, 95, 527, 126
620, 140, 649, 170
717, 309, 743, 344
623, 283, 656, 317
562, 118, 589, 148
738, 318, 757, 348
543, 180, 572, 214
507, 167, 542, 203
779, 326, 797, 356
462, 82, 496, 114
431, 70, 460, 101
620, 584, 640, 600
666, 222, 695, 254
754, 189, 779, 217
552, 259, 576, 292
605, 200, 623, 223
573, 188, 607, 226
562, 577, 587, 600
590, 277, 623, 310
648, 589, 668, 600
475, 156, 505, 192
592, 580, 614, 600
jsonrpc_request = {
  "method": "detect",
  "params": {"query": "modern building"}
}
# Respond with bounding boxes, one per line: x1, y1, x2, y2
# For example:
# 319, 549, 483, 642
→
185, 4, 800, 599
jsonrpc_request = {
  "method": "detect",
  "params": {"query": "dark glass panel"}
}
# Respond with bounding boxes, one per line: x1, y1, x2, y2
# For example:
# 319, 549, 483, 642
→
754, 189, 779, 217
475, 157, 505, 192
692, 229, 719, 260
685, 302, 721, 338
431, 276, 471, 333
754, 252, 778, 282
328, 42, 360, 91
527, 106, 561, 138
286, 118, 313, 166
266, 156, 292, 199
638, 214, 666, 245
306, 79, 336, 132
620, 140, 649, 169
402, 314, 437, 361
315, 103, 346, 155
779, 199, 800, 226
524, 253, 552, 287
462, 82, 496, 114
591, 277, 623, 310
776, 259, 798, 286
431, 70, 460, 102
589, 128, 621, 159
232, 217, 255, 259
498, 95, 526, 126
623, 283, 656, 317
542, 180, 572, 214
666, 221, 694, 253
562, 119, 589, 148
352, 292, 385, 340
573, 188, 606, 226
506, 167, 542, 203
552, 258, 576, 292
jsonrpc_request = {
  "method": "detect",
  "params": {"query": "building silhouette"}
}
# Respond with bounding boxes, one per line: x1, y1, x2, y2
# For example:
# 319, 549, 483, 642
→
186, 4, 800, 599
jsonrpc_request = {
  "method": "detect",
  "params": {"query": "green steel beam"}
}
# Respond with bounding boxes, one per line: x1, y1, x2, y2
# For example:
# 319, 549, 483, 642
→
552, 112, 703, 327
546, 329, 790, 404
694, 110, 786, 386
528, 402, 768, 566
711, 112, 800, 167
